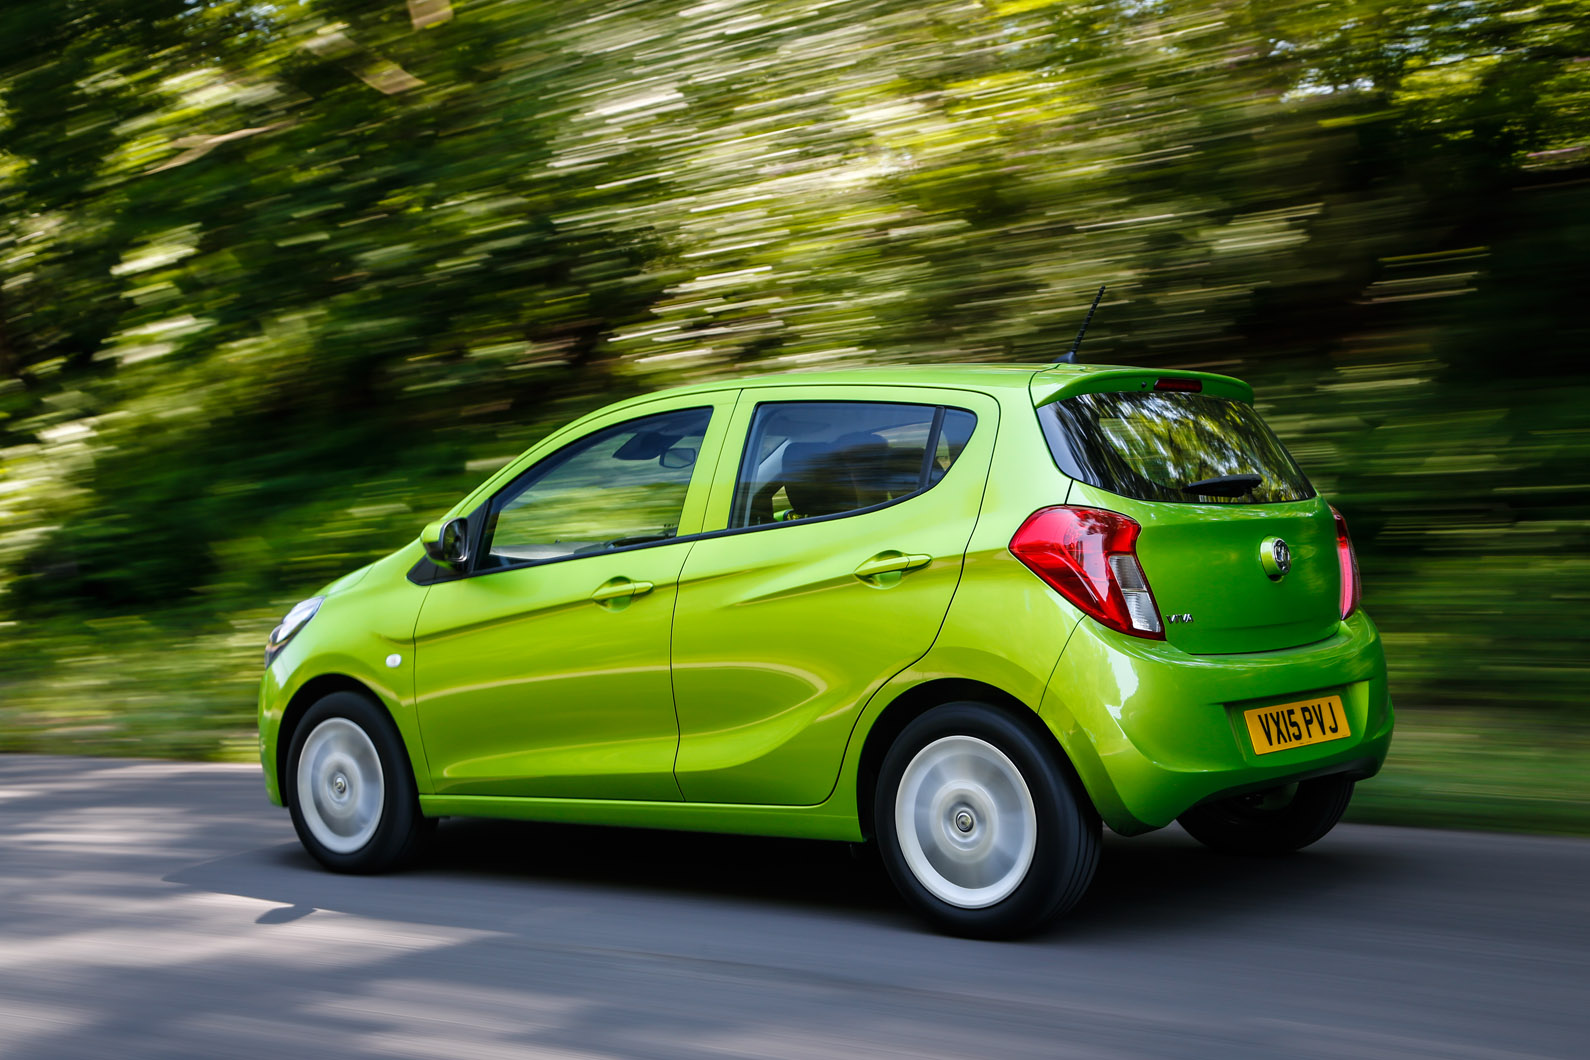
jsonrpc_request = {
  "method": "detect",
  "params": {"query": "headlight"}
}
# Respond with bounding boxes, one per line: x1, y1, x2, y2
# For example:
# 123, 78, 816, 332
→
265, 596, 324, 667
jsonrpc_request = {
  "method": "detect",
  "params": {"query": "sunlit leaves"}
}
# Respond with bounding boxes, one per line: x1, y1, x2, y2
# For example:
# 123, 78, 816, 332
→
0, 0, 1586, 736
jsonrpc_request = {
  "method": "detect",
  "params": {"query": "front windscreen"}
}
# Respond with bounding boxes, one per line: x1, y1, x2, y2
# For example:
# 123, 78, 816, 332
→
1038, 390, 1315, 504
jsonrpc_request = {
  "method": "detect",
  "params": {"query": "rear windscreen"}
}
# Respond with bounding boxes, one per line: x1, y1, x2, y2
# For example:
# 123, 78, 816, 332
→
1038, 390, 1315, 504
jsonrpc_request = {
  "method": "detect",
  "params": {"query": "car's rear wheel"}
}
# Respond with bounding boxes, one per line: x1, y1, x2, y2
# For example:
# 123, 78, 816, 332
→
1177, 775, 1354, 855
874, 702, 1099, 939
286, 691, 429, 873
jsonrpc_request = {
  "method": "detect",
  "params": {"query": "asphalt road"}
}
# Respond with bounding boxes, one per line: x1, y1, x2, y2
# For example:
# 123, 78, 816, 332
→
1, 755, 1586, 1060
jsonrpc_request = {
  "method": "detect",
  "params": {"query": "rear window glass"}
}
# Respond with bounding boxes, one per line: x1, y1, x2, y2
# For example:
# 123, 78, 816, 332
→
1038, 391, 1314, 504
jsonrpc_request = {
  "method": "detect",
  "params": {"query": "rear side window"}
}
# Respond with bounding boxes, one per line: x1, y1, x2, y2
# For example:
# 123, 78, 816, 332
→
731, 402, 977, 529
1038, 391, 1314, 504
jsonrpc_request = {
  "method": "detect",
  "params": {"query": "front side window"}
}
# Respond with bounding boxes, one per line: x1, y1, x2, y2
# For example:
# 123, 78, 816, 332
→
1038, 391, 1314, 504
480, 407, 712, 568
730, 401, 977, 529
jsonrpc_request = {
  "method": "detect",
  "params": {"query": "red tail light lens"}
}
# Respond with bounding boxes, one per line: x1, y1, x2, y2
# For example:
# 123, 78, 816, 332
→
1010, 506, 1164, 639
1331, 505, 1361, 619
1153, 377, 1203, 392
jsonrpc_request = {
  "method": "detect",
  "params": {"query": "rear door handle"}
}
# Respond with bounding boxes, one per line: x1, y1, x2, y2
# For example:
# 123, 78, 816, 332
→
589, 578, 655, 602
853, 552, 933, 582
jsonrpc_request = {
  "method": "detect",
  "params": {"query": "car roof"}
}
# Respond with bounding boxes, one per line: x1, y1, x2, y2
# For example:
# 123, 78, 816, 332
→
615, 362, 1111, 404
593, 361, 1254, 421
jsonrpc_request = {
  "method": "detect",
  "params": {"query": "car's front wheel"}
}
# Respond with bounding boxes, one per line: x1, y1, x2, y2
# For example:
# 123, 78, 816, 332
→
874, 702, 1100, 939
1176, 775, 1354, 855
285, 691, 430, 873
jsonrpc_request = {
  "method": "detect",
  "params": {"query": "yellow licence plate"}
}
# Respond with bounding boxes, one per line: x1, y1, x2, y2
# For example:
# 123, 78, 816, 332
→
1243, 695, 1350, 755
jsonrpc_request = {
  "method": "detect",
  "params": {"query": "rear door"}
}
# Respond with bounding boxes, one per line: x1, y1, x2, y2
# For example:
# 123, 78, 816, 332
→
1038, 381, 1340, 654
670, 385, 999, 806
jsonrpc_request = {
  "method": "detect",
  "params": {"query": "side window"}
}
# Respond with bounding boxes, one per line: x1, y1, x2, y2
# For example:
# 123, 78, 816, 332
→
730, 402, 978, 529
930, 409, 977, 485
480, 407, 712, 568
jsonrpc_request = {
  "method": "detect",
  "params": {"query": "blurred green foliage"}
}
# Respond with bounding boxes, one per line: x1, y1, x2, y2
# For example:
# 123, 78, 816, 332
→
1, 1, 1586, 829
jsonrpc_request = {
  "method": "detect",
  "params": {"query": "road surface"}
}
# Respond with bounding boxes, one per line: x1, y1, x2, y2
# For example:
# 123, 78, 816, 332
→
1, 754, 1585, 1059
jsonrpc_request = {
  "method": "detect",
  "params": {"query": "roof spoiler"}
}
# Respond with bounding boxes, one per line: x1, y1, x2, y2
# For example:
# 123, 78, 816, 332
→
1030, 368, 1254, 407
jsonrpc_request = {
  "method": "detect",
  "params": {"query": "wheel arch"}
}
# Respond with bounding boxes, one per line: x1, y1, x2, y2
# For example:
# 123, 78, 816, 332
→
854, 678, 1089, 840
277, 673, 392, 799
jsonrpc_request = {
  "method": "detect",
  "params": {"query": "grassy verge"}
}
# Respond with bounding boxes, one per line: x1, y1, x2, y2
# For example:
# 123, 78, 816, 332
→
1346, 708, 1590, 837
3, 628, 1585, 837
0, 617, 267, 763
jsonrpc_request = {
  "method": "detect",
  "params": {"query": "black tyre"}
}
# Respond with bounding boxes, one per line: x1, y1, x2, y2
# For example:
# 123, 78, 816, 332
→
1177, 775, 1354, 855
285, 691, 430, 873
874, 702, 1100, 939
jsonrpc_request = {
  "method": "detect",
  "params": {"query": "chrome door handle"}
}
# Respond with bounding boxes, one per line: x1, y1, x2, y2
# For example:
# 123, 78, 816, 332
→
853, 552, 932, 581
589, 578, 655, 602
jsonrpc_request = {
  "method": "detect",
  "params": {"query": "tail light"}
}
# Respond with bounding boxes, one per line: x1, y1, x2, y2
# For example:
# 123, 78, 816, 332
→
1331, 505, 1361, 619
1010, 506, 1163, 639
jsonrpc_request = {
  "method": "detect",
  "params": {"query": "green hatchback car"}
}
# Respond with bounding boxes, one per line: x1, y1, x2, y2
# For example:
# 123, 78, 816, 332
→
259, 363, 1392, 937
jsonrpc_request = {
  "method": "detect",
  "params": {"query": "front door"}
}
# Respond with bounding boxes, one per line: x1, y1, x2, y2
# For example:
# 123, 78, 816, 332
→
413, 400, 730, 800
671, 387, 999, 805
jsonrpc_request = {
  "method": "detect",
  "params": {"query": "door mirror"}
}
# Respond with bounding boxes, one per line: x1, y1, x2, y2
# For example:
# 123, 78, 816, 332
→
421, 516, 471, 569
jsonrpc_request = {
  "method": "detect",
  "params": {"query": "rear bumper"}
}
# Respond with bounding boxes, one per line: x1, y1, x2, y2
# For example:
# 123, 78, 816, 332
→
1039, 610, 1393, 835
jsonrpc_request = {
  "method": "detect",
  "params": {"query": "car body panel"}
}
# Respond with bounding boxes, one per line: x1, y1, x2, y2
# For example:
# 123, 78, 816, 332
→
412, 541, 693, 800
1039, 610, 1393, 832
409, 391, 738, 800
258, 543, 432, 806
670, 385, 1000, 805
860, 388, 1086, 717
1069, 483, 1343, 655
416, 793, 864, 841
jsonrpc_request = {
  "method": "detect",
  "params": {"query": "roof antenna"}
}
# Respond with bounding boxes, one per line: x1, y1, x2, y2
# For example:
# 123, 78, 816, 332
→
1054, 285, 1106, 364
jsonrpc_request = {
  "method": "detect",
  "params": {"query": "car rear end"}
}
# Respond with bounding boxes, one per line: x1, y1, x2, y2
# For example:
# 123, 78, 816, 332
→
1011, 368, 1392, 834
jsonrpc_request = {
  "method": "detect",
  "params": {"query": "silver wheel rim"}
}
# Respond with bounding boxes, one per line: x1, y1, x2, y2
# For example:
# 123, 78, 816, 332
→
894, 735, 1038, 909
296, 718, 385, 854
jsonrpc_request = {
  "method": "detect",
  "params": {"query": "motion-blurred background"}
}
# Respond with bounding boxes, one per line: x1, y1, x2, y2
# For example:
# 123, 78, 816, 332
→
0, 0, 1584, 832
